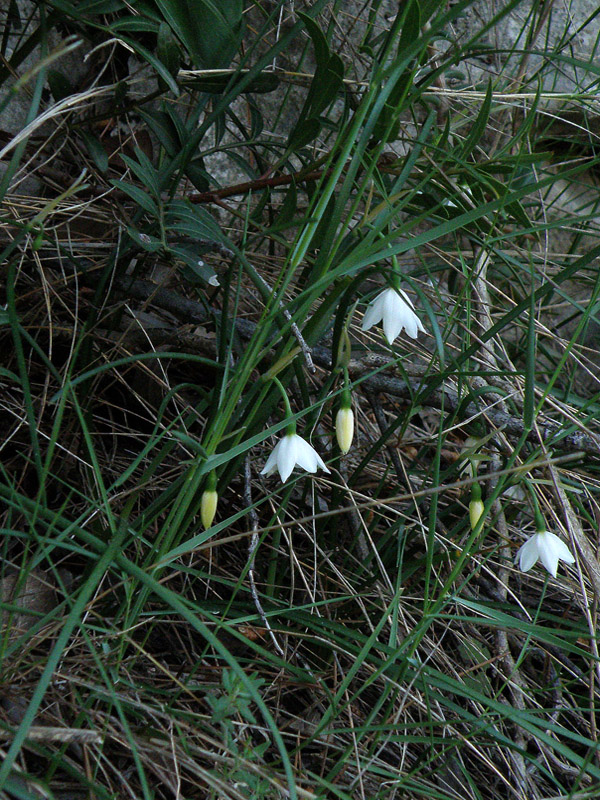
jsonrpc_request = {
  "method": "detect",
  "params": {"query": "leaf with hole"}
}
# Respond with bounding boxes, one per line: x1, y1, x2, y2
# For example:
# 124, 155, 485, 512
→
171, 243, 218, 286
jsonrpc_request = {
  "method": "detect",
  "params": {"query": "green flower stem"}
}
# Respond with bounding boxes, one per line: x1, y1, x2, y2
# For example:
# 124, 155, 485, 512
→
390, 254, 402, 290
523, 478, 546, 532
205, 469, 217, 492
341, 369, 352, 409
270, 376, 296, 434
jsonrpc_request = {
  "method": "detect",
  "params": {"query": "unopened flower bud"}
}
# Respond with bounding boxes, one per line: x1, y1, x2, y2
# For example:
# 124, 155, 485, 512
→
336, 406, 354, 454
469, 483, 484, 530
201, 471, 218, 530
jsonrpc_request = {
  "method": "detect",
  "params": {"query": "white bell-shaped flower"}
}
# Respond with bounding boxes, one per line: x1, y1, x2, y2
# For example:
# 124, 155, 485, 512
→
362, 287, 425, 344
260, 433, 330, 483
517, 530, 575, 578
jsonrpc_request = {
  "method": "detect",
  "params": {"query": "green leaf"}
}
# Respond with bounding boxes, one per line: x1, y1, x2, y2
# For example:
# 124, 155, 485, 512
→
275, 179, 298, 229
79, 129, 109, 174
153, 0, 244, 69
120, 150, 160, 198
109, 18, 160, 33
185, 160, 210, 193
287, 14, 344, 149
460, 80, 492, 158
138, 108, 182, 156
180, 70, 279, 94
171, 243, 219, 286
397, 0, 421, 57
156, 20, 181, 79
112, 180, 159, 216
166, 199, 226, 243
122, 35, 180, 95
47, 68, 73, 101
126, 226, 163, 252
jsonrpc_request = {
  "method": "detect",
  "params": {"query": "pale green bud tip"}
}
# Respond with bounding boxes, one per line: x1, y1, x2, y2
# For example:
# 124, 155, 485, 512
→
469, 482, 484, 529
469, 499, 485, 530
201, 490, 218, 530
335, 406, 354, 454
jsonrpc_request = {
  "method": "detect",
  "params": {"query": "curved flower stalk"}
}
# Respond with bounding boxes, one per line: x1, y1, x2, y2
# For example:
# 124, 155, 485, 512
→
362, 287, 424, 344
260, 433, 330, 483
517, 530, 575, 578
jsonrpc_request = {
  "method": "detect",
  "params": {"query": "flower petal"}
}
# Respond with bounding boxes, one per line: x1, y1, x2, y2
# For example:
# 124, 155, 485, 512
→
539, 532, 574, 577
550, 535, 575, 564
291, 434, 330, 474
517, 536, 539, 572
277, 434, 298, 482
382, 314, 403, 344
380, 291, 404, 344
401, 312, 419, 339
361, 293, 385, 331
290, 435, 318, 472
397, 288, 415, 310
396, 289, 425, 339
260, 439, 281, 476
313, 450, 330, 474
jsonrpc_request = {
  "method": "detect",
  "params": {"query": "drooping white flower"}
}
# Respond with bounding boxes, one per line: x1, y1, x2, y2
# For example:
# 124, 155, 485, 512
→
260, 433, 330, 483
362, 287, 425, 344
335, 406, 354, 454
517, 531, 575, 578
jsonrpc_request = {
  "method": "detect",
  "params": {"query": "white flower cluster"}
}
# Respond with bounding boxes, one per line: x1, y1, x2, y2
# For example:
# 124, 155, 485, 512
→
258, 283, 426, 483
207, 265, 578, 590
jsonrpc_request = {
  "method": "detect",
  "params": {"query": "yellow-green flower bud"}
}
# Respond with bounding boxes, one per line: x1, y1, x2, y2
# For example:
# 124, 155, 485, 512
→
469, 483, 484, 530
335, 406, 354, 454
201, 471, 218, 530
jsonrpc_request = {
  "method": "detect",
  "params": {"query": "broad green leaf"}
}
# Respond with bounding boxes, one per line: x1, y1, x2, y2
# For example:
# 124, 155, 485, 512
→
126, 226, 163, 252
171, 243, 219, 286
156, 20, 181, 79
180, 70, 280, 94
152, 0, 244, 69
397, 0, 421, 57
112, 180, 159, 216
79, 129, 109, 173
120, 150, 161, 198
